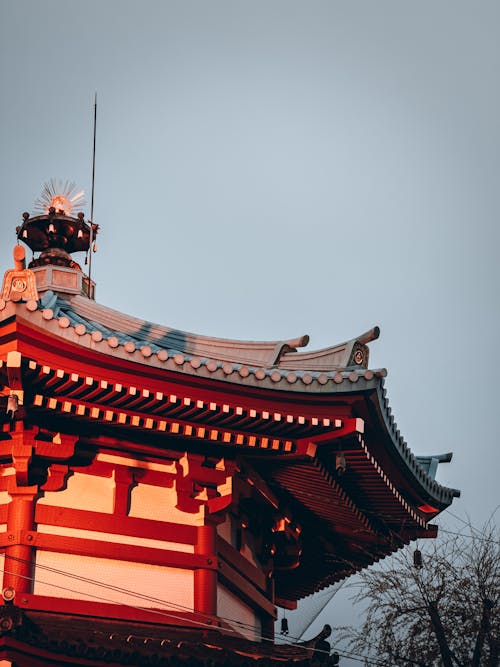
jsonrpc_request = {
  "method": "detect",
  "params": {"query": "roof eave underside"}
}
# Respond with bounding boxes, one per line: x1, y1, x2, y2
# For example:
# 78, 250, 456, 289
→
0, 298, 459, 509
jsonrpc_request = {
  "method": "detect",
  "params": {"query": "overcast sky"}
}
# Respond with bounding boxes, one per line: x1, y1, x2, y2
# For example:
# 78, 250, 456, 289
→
1, 0, 499, 659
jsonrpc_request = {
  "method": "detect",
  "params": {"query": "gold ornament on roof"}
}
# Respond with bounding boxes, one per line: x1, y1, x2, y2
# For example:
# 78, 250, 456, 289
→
34, 179, 86, 216
0, 245, 39, 303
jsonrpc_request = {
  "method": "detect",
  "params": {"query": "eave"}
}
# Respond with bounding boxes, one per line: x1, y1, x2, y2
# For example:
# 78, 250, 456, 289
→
0, 296, 386, 394
0, 298, 460, 602
0, 599, 316, 667
0, 316, 458, 511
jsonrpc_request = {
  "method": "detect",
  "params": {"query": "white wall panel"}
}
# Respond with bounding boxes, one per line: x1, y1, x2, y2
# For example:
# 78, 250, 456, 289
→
34, 551, 194, 612
129, 483, 204, 525
38, 473, 115, 513
217, 584, 261, 641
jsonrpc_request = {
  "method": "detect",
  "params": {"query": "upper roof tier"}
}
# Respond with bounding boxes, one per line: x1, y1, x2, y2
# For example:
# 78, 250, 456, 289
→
38, 290, 381, 377
0, 240, 385, 391
0, 285, 460, 507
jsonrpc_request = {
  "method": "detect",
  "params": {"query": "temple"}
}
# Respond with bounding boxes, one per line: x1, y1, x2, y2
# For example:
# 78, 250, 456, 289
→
0, 186, 459, 666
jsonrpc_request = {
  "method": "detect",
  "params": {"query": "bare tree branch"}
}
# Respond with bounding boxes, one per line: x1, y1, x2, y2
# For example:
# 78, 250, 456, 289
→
336, 518, 499, 666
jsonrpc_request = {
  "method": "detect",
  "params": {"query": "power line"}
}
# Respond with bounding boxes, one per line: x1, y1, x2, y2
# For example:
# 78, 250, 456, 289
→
0, 557, 397, 667
5, 540, 471, 667
2, 565, 228, 632
441, 508, 500, 543
2, 555, 250, 634
438, 527, 500, 546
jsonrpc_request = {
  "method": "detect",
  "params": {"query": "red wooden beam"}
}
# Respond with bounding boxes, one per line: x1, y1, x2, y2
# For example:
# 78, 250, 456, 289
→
35, 505, 197, 544
15, 593, 225, 629
3, 487, 37, 594
216, 536, 267, 592
12, 317, 362, 419
295, 417, 365, 456
0, 531, 216, 571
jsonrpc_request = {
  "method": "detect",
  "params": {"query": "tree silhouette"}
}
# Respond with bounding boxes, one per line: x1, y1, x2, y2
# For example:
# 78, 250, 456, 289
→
340, 519, 499, 666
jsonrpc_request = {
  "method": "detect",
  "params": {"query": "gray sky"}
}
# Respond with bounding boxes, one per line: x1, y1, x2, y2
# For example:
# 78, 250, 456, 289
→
1, 0, 499, 659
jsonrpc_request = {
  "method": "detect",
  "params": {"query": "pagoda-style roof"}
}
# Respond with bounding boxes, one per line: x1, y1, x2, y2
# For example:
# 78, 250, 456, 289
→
5, 289, 386, 392
0, 291, 458, 496
0, 217, 461, 605
0, 187, 463, 667
0, 286, 459, 598
35, 291, 381, 382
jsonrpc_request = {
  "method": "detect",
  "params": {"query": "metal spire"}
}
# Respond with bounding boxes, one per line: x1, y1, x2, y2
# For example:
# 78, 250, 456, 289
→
88, 93, 97, 291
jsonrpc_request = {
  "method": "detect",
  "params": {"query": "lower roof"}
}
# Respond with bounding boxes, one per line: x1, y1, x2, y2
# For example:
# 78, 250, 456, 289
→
0, 287, 460, 599
0, 604, 321, 667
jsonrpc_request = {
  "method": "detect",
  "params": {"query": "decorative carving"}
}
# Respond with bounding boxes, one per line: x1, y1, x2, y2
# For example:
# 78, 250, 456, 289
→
349, 342, 368, 368
0, 424, 78, 488
174, 452, 235, 517
1, 247, 39, 303
40, 464, 72, 492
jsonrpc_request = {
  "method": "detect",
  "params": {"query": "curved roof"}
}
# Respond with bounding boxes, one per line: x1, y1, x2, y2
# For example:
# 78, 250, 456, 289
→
31, 291, 385, 392
0, 275, 462, 600
0, 290, 460, 510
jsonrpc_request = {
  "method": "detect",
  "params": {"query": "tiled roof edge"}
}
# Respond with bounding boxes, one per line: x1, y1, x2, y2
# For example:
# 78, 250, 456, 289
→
2, 296, 388, 393
375, 382, 460, 506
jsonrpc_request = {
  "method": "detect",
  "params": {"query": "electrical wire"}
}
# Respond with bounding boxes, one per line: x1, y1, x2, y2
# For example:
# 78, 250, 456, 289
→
444, 506, 500, 528
1, 555, 348, 647
1, 554, 252, 636
0, 520, 493, 663
438, 527, 500, 545
6, 556, 346, 655
7, 516, 493, 667
0, 556, 400, 667
2, 566, 219, 630
441, 508, 500, 544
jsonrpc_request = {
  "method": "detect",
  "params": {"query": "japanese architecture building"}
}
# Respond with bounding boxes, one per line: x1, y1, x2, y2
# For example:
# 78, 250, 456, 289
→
0, 188, 459, 666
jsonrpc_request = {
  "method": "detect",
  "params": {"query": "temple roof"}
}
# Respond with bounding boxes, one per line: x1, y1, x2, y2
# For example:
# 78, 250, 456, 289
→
0, 244, 460, 600
0, 207, 459, 509
0, 290, 460, 513
10, 290, 386, 393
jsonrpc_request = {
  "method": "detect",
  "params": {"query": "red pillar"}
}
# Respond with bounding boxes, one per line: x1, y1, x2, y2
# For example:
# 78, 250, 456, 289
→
3, 489, 37, 594
194, 524, 217, 616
